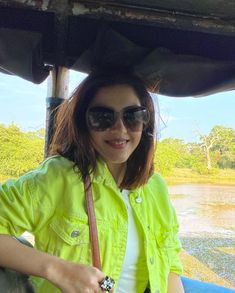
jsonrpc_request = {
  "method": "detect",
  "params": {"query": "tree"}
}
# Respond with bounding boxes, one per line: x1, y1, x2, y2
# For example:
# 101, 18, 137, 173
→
184, 142, 208, 174
0, 123, 44, 177
211, 125, 235, 169
155, 138, 186, 175
155, 125, 235, 175
196, 125, 235, 170
198, 133, 216, 170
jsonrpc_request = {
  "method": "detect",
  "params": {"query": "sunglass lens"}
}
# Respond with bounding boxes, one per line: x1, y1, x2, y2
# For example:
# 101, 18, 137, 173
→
87, 107, 114, 131
124, 107, 149, 131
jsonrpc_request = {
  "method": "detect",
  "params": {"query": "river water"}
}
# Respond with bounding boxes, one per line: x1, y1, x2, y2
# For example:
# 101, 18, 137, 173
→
169, 183, 235, 238
169, 183, 235, 287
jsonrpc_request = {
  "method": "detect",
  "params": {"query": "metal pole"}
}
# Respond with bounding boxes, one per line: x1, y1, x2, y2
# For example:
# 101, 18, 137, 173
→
45, 66, 69, 157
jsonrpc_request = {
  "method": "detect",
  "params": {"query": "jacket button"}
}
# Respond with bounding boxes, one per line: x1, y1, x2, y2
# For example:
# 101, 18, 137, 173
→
135, 195, 142, 203
71, 230, 80, 238
150, 256, 154, 264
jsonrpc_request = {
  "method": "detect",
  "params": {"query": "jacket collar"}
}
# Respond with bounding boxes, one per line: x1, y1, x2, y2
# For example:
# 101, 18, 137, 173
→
91, 158, 141, 194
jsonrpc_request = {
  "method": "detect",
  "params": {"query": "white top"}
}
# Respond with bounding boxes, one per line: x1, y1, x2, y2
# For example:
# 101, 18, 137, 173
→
116, 189, 149, 293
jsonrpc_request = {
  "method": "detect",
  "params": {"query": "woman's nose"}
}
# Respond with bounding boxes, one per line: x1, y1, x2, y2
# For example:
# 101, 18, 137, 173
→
110, 115, 127, 132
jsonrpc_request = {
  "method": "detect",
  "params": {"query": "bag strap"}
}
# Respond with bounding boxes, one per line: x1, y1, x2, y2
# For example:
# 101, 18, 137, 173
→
84, 176, 102, 270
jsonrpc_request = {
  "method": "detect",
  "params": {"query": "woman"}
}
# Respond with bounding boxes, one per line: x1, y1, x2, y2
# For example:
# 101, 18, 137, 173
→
0, 69, 184, 293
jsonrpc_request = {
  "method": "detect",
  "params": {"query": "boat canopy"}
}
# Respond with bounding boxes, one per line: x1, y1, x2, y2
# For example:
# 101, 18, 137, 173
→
1, 0, 235, 96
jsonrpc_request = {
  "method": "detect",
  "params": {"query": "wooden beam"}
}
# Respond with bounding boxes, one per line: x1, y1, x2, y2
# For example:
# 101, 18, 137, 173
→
45, 67, 69, 157
72, 1, 235, 36
1, 0, 235, 36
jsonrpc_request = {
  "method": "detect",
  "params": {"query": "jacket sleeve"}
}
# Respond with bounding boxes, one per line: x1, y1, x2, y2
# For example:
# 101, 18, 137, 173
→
168, 205, 183, 275
0, 174, 35, 237
148, 173, 183, 275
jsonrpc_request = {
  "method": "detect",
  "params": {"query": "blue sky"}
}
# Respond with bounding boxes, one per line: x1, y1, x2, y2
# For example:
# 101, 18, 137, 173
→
0, 71, 234, 142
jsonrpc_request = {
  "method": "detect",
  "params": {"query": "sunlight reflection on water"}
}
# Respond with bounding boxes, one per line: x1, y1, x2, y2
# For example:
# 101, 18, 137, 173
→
169, 184, 235, 238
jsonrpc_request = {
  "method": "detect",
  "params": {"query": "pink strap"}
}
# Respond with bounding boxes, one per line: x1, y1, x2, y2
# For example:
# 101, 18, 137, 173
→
84, 176, 102, 270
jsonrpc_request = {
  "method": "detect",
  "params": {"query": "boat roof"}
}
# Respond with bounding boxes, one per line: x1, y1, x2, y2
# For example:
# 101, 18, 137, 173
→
1, 0, 235, 96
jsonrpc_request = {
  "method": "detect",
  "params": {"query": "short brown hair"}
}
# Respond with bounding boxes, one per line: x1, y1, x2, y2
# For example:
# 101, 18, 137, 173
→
49, 69, 155, 189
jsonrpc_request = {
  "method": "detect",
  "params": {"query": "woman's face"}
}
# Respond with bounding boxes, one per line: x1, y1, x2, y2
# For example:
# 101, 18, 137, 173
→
87, 84, 143, 171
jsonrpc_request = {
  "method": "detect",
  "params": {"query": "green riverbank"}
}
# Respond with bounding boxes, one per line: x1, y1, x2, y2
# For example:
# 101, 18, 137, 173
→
164, 168, 235, 185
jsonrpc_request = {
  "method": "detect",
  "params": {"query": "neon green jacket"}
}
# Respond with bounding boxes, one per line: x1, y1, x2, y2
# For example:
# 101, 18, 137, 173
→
0, 156, 183, 293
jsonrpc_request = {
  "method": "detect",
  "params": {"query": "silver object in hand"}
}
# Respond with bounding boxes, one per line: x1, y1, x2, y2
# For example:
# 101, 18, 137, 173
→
99, 276, 115, 292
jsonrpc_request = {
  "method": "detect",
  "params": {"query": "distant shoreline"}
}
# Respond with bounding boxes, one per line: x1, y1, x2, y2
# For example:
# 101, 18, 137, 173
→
162, 168, 235, 186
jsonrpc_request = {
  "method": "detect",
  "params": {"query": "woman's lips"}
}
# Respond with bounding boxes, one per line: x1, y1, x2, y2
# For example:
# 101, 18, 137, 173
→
105, 139, 129, 149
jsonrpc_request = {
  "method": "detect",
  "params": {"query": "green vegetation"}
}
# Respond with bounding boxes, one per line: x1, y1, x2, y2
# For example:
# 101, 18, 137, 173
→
164, 168, 235, 185
154, 125, 235, 184
0, 123, 44, 181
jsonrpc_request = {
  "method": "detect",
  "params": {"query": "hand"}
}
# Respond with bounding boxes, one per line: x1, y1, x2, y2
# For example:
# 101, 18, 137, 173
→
47, 258, 114, 293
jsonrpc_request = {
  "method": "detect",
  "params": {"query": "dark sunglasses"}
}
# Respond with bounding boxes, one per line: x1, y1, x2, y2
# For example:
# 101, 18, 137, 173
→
87, 105, 150, 132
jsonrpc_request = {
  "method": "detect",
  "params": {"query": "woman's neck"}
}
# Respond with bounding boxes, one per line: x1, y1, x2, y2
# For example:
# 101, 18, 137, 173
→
106, 162, 126, 187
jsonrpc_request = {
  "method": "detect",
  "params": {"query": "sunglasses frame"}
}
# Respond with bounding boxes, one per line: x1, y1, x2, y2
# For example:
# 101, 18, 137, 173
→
86, 105, 150, 132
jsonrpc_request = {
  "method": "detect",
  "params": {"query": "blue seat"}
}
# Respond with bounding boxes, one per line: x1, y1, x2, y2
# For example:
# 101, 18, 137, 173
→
182, 276, 235, 293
